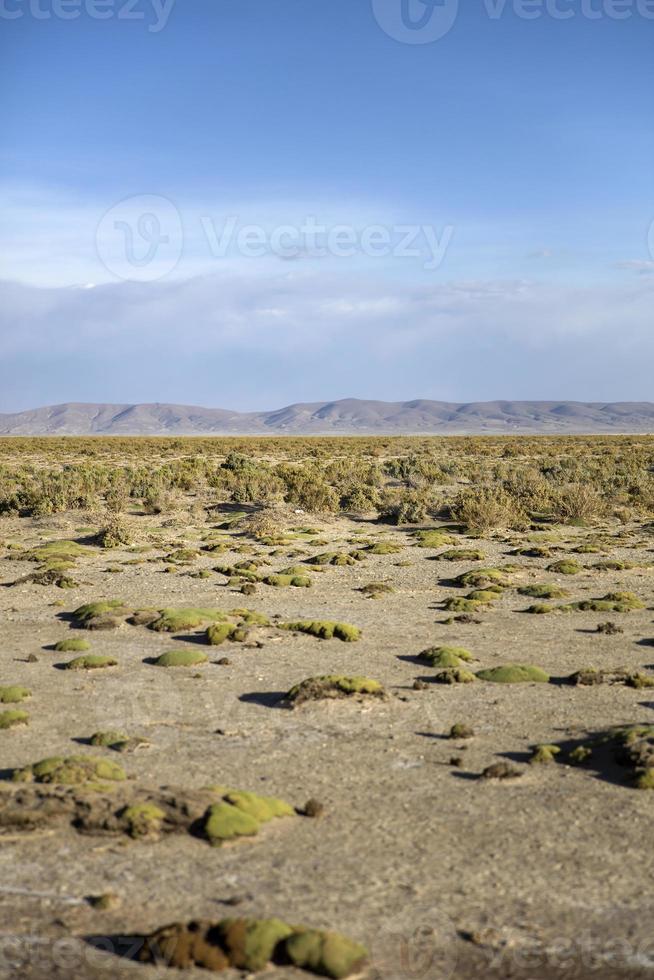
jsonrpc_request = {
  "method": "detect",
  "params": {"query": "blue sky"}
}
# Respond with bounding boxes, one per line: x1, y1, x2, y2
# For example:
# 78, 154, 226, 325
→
1, 0, 653, 411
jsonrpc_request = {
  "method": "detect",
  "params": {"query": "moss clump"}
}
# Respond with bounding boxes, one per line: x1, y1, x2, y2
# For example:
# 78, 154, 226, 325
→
412, 530, 456, 549
149, 608, 228, 633
0, 686, 31, 704
366, 541, 402, 555
263, 574, 312, 588
566, 592, 645, 613
223, 790, 295, 823
285, 928, 369, 979
281, 621, 360, 642
63, 654, 117, 670
53, 638, 91, 653
432, 667, 476, 684
139, 919, 367, 978
466, 588, 502, 604
121, 803, 166, 838
439, 549, 486, 562
0, 709, 29, 730
593, 559, 634, 571
28, 540, 94, 563
12, 755, 126, 785
530, 744, 561, 764
418, 646, 474, 668
519, 583, 569, 599
71, 599, 129, 629
449, 722, 475, 739
231, 608, 270, 627
203, 788, 294, 846
547, 559, 582, 575
89, 730, 130, 750
526, 603, 554, 614
455, 568, 508, 588
442, 598, 482, 613
285, 675, 384, 705
206, 623, 241, 646
360, 582, 394, 598
153, 650, 209, 668
311, 552, 358, 566
476, 664, 550, 684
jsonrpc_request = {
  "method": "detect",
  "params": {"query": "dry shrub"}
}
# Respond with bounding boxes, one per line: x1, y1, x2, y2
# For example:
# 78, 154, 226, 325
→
450, 487, 528, 533
95, 514, 134, 548
550, 484, 607, 524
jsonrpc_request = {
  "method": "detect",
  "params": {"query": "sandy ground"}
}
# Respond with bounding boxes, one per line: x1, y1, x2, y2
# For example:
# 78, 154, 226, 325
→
1, 508, 653, 980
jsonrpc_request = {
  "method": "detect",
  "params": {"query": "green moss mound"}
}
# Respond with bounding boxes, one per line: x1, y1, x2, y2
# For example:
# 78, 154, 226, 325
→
526, 603, 554, 614
121, 803, 166, 838
263, 574, 312, 588
12, 754, 126, 785
0, 686, 31, 704
89, 730, 130, 749
547, 560, 582, 575
432, 667, 476, 684
530, 744, 561, 764
231, 608, 270, 627
455, 568, 508, 588
285, 928, 369, 979
206, 623, 241, 646
64, 655, 117, 670
28, 540, 94, 563
149, 608, 228, 633
366, 542, 402, 555
439, 549, 485, 562
203, 788, 294, 846
0, 709, 29, 730
442, 597, 482, 613
285, 675, 384, 705
139, 918, 368, 978
412, 530, 456, 549
519, 583, 569, 599
566, 592, 645, 614
476, 664, 550, 684
418, 646, 474, 668
311, 552, 358, 566
53, 638, 92, 653
281, 621, 361, 642
154, 650, 209, 668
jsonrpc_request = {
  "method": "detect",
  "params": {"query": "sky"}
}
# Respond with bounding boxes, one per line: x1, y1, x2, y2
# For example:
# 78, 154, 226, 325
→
1, 0, 653, 412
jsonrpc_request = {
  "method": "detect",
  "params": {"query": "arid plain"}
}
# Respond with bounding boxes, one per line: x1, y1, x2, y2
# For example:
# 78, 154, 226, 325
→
0, 436, 653, 980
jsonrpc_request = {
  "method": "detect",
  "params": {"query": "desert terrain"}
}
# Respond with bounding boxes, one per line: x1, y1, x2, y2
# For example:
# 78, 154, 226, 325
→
0, 435, 652, 980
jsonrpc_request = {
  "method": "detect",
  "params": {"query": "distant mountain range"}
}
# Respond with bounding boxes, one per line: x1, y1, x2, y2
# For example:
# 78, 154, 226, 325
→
1, 400, 654, 435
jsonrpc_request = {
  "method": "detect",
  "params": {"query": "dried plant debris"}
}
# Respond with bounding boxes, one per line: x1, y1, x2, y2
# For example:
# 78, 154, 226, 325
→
566, 667, 654, 688
63, 654, 118, 670
0, 783, 297, 843
476, 664, 550, 684
284, 675, 385, 706
135, 917, 368, 977
546, 725, 654, 790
